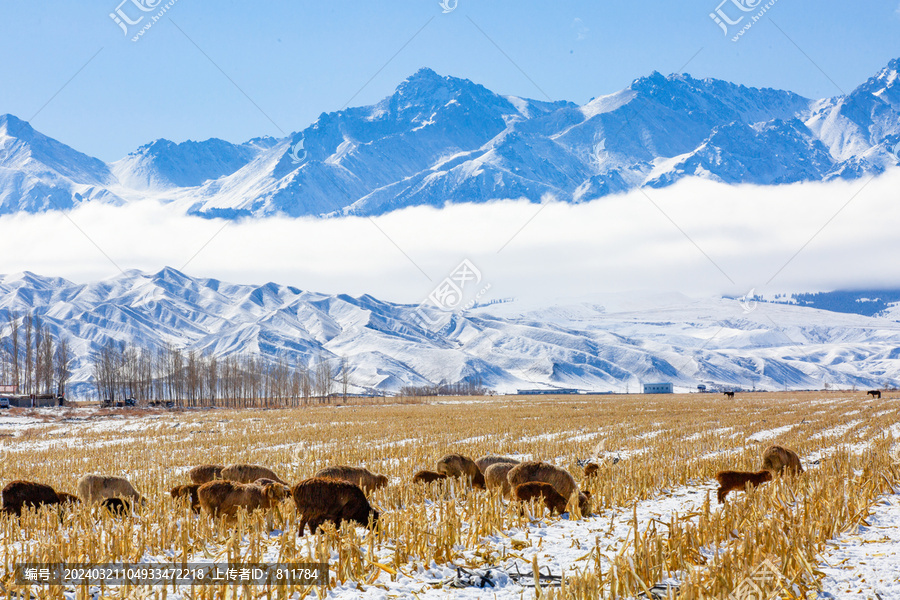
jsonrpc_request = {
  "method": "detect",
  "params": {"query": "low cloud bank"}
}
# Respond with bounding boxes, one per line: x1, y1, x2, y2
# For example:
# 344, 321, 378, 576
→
2, 171, 898, 304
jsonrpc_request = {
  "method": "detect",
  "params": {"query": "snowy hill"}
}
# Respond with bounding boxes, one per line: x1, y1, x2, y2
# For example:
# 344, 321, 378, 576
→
2, 60, 900, 217
1, 270, 899, 398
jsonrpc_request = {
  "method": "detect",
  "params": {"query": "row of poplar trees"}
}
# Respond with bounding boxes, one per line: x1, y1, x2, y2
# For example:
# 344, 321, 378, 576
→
91, 340, 354, 407
1, 312, 72, 397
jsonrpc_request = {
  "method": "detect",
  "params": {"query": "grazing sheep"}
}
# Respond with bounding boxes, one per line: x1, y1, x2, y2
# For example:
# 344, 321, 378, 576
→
101, 497, 131, 516
583, 463, 600, 478
292, 477, 379, 535
412, 470, 447, 485
315, 466, 388, 494
170, 484, 202, 512
2, 481, 63, 516
484, 462, 518, 496
76, 475, 146, 506
761, 445, 803, 475
576, 491, 592, 516
435, 454, 485, 489
515, 482, 568, 514
221, 464, 287, 485
189, 464, 224, 485
507, 461, 578, 502
198, 479, 290, 520
715, 470, 773, 503
56, 492, 81, 506
475, 455, 520, 473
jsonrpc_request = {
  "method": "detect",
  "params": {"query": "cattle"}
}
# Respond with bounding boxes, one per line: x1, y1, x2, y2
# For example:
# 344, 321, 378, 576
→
435, 454, 485, 489
189, 465, 224, 485
724, 391, 735, 399
292, 477, 379, 535
315, 466, 388, 494
484, 462, 518, 496
198, 479, 290, 520
170, 484, 202, 512
474, 456, 521, 473
220, 464, 287, 485
507, 461, 578, 502
868, 390, 882, 399
76, 475, 146, 506
715, 470, 773, 503
2, 481, 65, 516
761, 445, 803, 475
412, 470, 447, 485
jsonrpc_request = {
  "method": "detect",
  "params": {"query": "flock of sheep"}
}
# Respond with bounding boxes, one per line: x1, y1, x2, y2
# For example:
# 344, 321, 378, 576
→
0, 445, 804, 532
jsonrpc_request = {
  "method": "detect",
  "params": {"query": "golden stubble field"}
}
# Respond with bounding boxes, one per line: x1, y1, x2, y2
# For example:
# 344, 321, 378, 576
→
0, 390, 898, 599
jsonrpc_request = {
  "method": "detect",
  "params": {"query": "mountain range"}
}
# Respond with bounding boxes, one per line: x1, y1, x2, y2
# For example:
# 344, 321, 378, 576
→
1, 59, 900, 218
1, 269, 899, 397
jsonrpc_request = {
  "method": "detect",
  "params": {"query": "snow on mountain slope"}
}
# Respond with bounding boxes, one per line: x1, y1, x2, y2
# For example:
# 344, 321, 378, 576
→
0, 114, 123, 212
2, 60, 900, 217
1, 270, 899, 398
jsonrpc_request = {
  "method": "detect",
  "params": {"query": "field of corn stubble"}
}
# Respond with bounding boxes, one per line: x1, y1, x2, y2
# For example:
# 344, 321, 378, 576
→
0, 391, 898, 599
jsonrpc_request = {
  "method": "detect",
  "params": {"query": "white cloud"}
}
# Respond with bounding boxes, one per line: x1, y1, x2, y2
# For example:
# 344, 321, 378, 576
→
572, 17, 589, 41
1, 170, 899, 304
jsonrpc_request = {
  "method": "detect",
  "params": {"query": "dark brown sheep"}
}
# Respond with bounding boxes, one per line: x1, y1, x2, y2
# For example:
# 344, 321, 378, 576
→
435, 454, 485, 489
761, 445, 803, 475
56, 492, 81, 506
170, 484, 202, 512
315, 466, 388, 494
292, 477, 379, 535
189, 465, 224, 485
198, 479, 290, 520
715, 470, 773, 503
515, 482, 568, 515
2, 481, 64, 516
412, 470, 448, 485
101, 497, 132, 516
583, 462, 600, 478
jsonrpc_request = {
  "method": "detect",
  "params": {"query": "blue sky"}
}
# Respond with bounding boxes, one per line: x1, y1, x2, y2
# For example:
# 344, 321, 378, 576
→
0, 0, 898, 161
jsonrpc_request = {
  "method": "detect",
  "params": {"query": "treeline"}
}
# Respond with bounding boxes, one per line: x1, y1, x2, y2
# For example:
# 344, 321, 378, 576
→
400, 379, 487, 397
0, 312, 72, 397
92, 341, 354, 408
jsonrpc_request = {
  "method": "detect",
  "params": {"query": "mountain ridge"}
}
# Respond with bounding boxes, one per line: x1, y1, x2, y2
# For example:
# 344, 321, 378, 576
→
1, 61, 899, 218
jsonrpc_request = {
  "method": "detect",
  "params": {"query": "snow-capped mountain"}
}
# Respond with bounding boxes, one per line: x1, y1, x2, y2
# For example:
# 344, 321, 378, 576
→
1, 60, 900, 218
1, 269, 899, 397
0, 59, 900, 217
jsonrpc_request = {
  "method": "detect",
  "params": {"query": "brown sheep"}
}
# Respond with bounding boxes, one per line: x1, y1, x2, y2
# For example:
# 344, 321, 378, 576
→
715, 470, 773, 503
515, 482, 568, 514
507, 461, 578, 501
76, 475, 146, 506
475, 455, 521, 473
484, 462, 518, 496
583, 462, 600, 478
435, 454, 485, 489
56, 492, 81, 506
198, 479, 290, 520
170, 484, 202, 512
292, 477, 379, 535
2, 481, 64, 516
221, 464, 287, 485
412, 470, 448, 485
189, 464, 224, 485
315, 466, 388, 494
761, 445, 803, 475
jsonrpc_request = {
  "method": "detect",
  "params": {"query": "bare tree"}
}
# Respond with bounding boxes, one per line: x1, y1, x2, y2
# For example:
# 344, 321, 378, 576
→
340, 356, 350, 402
54, 337, 71, 397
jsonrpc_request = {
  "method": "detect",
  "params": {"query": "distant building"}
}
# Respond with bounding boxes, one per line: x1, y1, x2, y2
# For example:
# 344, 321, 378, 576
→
643, 383, 673, 394
516, 388, 580, 395
697, 384, 707, 392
